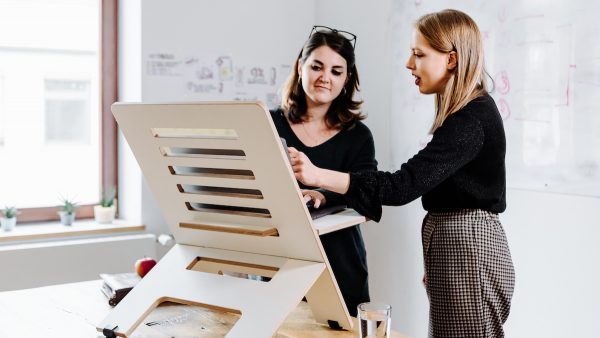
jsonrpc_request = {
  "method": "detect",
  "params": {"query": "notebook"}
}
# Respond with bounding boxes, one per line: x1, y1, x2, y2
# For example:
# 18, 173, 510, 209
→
99, 272, 141, 306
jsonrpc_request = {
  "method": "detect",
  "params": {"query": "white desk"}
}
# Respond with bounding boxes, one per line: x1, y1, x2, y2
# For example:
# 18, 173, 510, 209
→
0, 280, 407, 338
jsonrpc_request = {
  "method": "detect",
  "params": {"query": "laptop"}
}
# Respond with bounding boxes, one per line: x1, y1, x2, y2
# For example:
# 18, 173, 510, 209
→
307, 202, 347, 220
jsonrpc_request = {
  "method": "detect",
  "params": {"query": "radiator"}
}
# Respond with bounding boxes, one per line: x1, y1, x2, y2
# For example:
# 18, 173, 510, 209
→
0, 234, 157, 292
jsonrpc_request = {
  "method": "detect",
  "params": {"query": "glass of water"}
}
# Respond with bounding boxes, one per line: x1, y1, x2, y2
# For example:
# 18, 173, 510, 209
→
357, 302, 392, 337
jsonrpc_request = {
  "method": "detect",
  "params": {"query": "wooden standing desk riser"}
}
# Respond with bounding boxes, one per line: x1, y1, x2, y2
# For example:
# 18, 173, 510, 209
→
98, 102, 367, 337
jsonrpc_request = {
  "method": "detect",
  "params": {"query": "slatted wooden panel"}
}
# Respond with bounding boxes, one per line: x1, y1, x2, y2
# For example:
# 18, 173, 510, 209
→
113, 102, 324, 262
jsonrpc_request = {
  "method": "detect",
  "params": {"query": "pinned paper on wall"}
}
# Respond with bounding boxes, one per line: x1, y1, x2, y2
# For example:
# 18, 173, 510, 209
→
217, 56, 234, 82
184, 56, 222, 95
233, 63, 291, 108
146, 53, 182, 77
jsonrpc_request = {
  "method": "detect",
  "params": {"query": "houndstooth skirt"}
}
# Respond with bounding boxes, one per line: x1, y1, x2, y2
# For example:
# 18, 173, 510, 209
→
422, 209, 515, 338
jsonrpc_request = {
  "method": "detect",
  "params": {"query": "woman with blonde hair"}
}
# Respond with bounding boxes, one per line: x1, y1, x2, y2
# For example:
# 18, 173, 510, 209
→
289, 9, 515, 337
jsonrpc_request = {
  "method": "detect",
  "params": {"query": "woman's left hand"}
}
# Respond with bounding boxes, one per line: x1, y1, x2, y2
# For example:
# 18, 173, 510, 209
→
302, 189, 326, 209
288, 147, 322, 187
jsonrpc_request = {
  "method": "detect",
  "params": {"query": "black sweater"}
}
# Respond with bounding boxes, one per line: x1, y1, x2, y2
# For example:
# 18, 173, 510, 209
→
347, 94, 506, 222
270, 108, 377, 316
270, 108, 378, 205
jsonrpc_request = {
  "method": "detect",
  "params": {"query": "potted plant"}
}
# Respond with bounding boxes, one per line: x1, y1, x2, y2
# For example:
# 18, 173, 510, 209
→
1, 206, 19, 232
58, 198, 78, 226
94, 187, 116, 224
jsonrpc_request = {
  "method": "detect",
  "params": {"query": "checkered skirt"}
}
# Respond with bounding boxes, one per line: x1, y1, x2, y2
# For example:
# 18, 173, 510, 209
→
422, 209, 515, 338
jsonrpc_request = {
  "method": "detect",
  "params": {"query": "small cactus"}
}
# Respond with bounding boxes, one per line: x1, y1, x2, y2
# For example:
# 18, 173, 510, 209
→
60, 198, 78, 215
2, 206, 18, 219
100, 187, 116, 207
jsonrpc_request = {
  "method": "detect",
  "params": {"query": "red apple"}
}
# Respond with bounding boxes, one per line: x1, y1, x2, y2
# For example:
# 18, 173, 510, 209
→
135, 257, 157, 278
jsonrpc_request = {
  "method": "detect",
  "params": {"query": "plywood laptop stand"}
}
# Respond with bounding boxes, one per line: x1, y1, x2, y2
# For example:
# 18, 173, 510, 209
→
97, 102, 367, 337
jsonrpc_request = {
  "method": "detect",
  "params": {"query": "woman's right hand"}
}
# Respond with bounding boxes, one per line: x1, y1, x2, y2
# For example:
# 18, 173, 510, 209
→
288, 147, 351, 195
288, 147, 322, 187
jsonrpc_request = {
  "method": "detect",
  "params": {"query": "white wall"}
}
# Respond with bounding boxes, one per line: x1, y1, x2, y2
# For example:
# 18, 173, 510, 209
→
119, 1, 600, 337
117, 0, 142, 226
501, 190, 600, 338
0, 234, 156, 292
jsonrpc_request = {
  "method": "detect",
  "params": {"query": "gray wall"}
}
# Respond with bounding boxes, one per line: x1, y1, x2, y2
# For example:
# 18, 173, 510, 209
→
118, 1, 600, 337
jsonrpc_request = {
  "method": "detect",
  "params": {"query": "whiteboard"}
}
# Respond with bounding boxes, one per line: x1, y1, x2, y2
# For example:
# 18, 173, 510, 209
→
390, 0, 600, 197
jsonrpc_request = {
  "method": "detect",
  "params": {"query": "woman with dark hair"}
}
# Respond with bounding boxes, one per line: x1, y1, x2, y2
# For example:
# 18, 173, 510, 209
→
270, 26, 377, 317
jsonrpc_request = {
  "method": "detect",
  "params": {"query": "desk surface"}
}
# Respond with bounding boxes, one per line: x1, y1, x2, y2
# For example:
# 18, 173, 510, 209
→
0, 280, 407, 338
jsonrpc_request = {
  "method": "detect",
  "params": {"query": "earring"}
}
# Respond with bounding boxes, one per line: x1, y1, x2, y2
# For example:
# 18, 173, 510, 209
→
342, 87, 347, 96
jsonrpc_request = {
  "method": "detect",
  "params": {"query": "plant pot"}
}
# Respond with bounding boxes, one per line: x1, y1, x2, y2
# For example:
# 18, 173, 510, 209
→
58, 211, 76, 226
1, 217, 16, 231
94, 205, 116, 224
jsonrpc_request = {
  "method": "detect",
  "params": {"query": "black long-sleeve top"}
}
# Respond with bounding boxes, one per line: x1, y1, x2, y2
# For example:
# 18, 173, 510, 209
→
346, 93, 506, 222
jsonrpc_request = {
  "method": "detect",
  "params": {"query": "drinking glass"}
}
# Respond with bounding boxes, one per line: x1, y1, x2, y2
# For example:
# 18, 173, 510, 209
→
357, 302, 391, 337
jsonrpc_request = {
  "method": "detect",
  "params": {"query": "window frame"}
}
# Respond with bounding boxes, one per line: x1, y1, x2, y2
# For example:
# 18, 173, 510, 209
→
17, 0, 118, 223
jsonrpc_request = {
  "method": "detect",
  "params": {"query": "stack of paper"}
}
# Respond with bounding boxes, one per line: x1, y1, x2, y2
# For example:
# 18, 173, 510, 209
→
100, 272, 141, 306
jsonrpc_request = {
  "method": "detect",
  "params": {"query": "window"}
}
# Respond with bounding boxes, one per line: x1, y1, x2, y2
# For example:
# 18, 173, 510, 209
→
0, 75, 4, 147
45, 79, 92, 143
0, 0, 117, 222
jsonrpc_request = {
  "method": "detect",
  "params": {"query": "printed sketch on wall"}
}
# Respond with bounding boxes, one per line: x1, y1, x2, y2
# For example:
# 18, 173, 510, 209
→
145, 53, 290, 110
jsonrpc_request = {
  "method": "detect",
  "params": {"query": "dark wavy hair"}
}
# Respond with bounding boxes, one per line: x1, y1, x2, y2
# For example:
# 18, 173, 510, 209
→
281, 30, 365, 129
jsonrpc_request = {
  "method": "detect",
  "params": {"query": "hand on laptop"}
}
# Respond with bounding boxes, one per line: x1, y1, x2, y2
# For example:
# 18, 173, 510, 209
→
302, 189, 326, 209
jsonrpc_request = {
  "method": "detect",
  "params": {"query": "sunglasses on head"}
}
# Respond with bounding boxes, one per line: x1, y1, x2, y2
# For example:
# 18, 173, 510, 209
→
309, 25, 357, 49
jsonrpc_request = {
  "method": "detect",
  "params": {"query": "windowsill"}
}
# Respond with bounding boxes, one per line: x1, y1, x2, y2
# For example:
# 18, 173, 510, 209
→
0, 219, 145, 244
